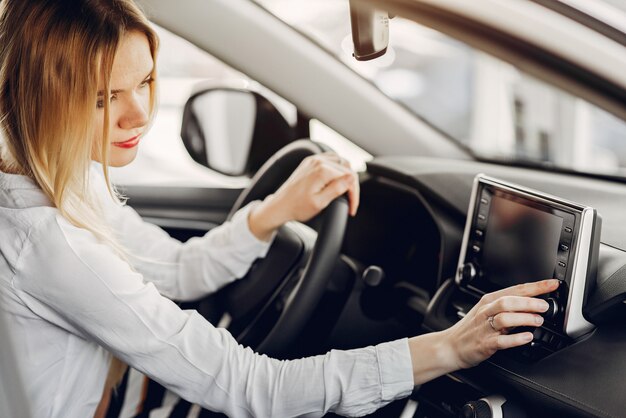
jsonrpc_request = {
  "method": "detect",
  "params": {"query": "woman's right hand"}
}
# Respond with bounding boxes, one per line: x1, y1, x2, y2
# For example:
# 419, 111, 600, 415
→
247, 152, 359, 241
407, 279, 560, 385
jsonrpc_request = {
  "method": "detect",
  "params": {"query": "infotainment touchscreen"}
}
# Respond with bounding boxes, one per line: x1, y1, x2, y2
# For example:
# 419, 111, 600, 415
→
482, 193, 564, 289
456, 175, 601, 340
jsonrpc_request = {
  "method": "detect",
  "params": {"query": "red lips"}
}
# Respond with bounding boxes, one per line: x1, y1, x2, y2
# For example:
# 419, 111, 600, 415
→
112, 135, 140, 149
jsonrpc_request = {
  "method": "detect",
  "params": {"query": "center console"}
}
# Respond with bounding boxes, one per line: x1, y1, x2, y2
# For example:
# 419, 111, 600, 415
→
455, 175, 601, 350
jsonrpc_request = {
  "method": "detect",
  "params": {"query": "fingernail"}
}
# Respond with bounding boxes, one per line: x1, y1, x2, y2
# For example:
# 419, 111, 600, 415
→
551, 279, 560, 287
535, 315, 544, 325
524, 333, 534, 342
539, 300, 549, 311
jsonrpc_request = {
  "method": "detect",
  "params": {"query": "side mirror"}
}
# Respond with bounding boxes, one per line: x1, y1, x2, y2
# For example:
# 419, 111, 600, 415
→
349, 0, 390, 61
180, 88, 295, 177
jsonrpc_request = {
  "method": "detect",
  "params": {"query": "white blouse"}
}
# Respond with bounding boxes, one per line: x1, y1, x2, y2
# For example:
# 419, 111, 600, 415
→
0, 166, 414, 418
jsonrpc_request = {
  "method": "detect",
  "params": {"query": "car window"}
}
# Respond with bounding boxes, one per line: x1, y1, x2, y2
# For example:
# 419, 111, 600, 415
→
111, 24, 371, 187
255, 0, 626, 179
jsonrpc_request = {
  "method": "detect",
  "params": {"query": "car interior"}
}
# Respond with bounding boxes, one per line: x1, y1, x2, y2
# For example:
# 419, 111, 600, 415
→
3, 0, 626, 417
110, 0, 626, 417
123, 136, 626, 417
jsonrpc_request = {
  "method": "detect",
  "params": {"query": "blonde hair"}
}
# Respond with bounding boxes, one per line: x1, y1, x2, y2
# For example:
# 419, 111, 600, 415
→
0, 0, 159, 392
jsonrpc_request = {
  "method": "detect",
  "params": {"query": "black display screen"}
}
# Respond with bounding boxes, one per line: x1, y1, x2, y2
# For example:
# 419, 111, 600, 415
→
482, 194, 563, 288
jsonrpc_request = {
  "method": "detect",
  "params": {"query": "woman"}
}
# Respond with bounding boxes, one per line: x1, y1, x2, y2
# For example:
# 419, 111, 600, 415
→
0, 1, 557, 417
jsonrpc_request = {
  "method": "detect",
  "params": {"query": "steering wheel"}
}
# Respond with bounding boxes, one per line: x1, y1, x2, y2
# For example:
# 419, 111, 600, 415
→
216, 140, 349, 357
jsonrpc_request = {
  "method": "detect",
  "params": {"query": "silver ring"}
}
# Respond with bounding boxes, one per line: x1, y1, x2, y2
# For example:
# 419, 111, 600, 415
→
488, 316, 497, 331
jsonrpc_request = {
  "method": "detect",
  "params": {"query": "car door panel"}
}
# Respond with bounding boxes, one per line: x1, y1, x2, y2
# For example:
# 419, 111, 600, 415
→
121, 185, 242, 240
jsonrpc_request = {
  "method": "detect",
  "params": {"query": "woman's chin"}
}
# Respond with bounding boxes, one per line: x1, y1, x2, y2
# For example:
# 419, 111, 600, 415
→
108, 147, 139, 167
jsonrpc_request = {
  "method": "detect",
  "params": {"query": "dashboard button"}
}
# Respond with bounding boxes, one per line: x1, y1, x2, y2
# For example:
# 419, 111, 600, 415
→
560, 244, 569, 251
475, 229, 484, 237
564, 226, 572, 233
540, 330, 553, 344
558, 261, 566, 268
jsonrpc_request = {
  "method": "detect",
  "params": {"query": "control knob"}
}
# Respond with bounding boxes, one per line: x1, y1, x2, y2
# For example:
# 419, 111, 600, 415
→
460, 396, 526, 418
542, 297, 560, 320
458, 262, 478, 285
461, 400, 491, 418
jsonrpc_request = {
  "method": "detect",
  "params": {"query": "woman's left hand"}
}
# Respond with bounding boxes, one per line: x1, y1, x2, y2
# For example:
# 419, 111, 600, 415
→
248, 153, 359, 241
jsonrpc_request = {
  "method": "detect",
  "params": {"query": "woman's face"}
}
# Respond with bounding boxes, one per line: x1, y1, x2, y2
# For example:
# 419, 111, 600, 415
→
94, 31, 154, 167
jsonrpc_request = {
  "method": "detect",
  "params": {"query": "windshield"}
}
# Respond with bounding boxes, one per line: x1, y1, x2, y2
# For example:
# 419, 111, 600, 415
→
255, 0, 626, 179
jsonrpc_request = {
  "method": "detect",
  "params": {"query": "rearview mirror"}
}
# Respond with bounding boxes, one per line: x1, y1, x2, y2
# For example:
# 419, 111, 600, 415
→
349, 0, 389, 61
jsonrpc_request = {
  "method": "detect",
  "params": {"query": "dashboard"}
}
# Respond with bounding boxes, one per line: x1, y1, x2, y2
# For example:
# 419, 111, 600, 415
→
332, 156, 626, 418
127, 154, 626, 417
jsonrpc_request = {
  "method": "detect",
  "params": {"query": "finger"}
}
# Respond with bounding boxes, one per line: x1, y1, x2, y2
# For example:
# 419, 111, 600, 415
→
491, 312, 544, 331
302, 154, 347, 174
310, 153, 350, 169
303, 154, 358, 214
315, 174, 352, 209
346, 173, 360, 216
336, 156, 351, 170
480, 279, 559, 304
318, 171, 359, 216
482, 296, 549, 318
308, 159, 352, 190
316, 154, 358, 214
317, 153, 353, 173
496, 332, 534, 350
315, 155, 358, 214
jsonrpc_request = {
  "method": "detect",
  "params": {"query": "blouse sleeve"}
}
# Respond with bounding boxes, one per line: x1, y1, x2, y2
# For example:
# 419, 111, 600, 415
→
108, 198, 274, 301
13, 215, 414, 417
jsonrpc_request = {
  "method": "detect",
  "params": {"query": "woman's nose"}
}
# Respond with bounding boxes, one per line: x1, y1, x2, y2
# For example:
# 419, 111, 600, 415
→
119, 95, 149, 130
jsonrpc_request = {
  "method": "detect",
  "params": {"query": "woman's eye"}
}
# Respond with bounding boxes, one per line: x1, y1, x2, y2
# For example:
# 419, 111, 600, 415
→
96, 93, 118, 109
139, 77, 154, 88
